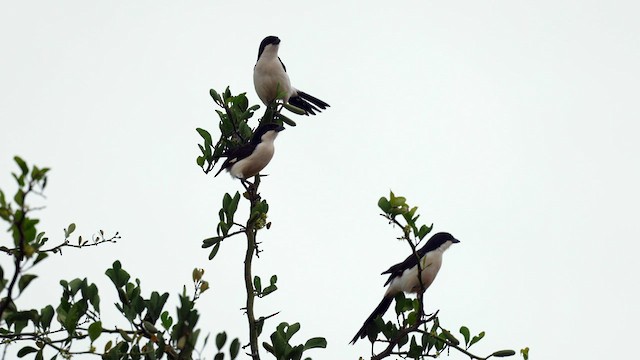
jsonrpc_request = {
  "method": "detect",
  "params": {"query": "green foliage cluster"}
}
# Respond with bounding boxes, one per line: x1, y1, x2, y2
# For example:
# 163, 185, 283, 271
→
0, 157, 238, 359
261, 323, 326, 360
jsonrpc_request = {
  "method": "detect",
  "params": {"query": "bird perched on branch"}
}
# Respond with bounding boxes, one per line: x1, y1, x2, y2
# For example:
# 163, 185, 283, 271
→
350, 232, 460, 344
215, 123, 285, 179
253, 36, 330, 115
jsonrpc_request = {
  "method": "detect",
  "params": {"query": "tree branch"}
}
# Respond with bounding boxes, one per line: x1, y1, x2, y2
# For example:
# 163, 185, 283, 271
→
244, 175, 262, 360
418, 331, 493, 360
0, 181, 32, 319
371, 312, 439, 360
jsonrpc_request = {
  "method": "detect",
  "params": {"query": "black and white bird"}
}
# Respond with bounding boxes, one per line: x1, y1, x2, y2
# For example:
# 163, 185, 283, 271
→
350, 232, 460, 344
253, 36, 330, 115
215, 123, 285, 179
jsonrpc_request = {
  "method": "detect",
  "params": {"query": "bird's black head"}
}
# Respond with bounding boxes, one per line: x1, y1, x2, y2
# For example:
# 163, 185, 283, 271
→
423, 232, 460, 251
251, 123, 285, 143
257, 36, 281, 60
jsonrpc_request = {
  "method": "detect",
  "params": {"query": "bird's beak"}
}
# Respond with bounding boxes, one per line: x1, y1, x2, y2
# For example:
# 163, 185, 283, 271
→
274, 37, 281, 45
276, 125, 286, 132
452, 238, 461, 243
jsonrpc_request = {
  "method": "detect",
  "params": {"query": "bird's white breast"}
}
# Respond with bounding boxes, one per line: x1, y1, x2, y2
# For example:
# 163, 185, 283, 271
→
229, 137, 277, 179
384, 250, 444, 297
254, 57, 292, 104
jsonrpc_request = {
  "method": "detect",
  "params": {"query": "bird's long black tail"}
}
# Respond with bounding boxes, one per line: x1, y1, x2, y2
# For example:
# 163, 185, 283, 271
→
349, 296, 393, 345
288, 90, 330, 116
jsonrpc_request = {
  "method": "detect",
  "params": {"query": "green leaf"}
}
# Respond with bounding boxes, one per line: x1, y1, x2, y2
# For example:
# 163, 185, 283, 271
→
235, 94, 249, 112
105, 262, 130, 288
407, 335, 422, 358
13, 319, 28, 334
269, 275, 277, 285
285, 323, 300, 340
261, 285, 277, 296
214, 353, 224, 360
289, 345, 304, 360
34, 252, 48, 265
469, 331, 485, 347
421, 332, 430, 349
88, 321, 102, 342
196, 128, 213, 146
68, 278, 85, 296
278, 114, 297, 127
441, 330, 459, 346
87, 283, 100, 313
262, 342, 275, 355
283, 103, 307, 115
367, 317, 383, 342
18, 274, 37, 294
460, 326, 470, 346
39, 305, 54, 329
161, 311, 173, 330
253, 276, 262, 293
64, 301, 86, 334
227, 192, 241, 221
210, 89, 222, 103
14, 189, 25, 206
407, 311, 417, 326
303, 337, 327, 350
66, 223, 76, 237
434, 333, 445, 351
222, 193, 232, 212
14, 156, 29, 175
216, 332, 227, 350
404, 206, 417, 222
271, 330, 287, 358
418, 225, 431, 240
389, 196, 406, 207
520, 347, 529, 360
491, 350, 516, 357
377, 197, 391, 213
230, 338, 240, 359
119, 329, 133, 342
208, 243, 221, 260
393, 293, 411, 315
218, 222, 230, 236
202, 236, 223, 248
17, 346, 38, 357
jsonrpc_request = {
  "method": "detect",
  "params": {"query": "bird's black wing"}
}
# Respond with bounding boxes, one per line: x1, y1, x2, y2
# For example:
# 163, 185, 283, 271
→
278, 57, 287, 72
380, 244, 433, 286
214, 142, 257, 177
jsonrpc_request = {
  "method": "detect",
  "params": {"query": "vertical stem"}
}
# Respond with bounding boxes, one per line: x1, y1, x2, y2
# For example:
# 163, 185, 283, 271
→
243, 176, 261, 360
244, 228, 259, 359
0, 184, 30, 319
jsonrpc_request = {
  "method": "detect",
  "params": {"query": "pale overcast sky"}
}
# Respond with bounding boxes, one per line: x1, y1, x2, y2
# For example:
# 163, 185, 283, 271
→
1, 1, 639, 359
